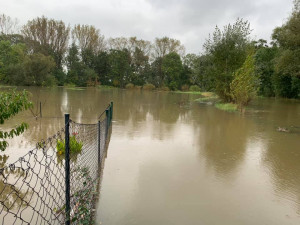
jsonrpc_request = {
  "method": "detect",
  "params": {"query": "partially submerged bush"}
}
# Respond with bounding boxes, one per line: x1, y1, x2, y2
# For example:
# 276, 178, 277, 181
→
125, 83, 134, 89
56, 134, 83, 155
189, 85, 201, 92
143, 83, 155, 91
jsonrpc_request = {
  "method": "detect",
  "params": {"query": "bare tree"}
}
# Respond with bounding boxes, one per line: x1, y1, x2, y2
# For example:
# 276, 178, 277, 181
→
152, 37, 185, 59
22, 16, 70, 68
72, 24, 106, 53
0, 14, 19, 35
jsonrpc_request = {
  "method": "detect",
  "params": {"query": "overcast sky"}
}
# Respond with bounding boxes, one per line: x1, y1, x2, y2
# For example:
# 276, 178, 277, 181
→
1, 0, 294, 54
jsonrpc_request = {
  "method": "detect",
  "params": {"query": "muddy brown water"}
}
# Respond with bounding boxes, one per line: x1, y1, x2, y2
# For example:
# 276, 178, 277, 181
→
1, 87, 300, 225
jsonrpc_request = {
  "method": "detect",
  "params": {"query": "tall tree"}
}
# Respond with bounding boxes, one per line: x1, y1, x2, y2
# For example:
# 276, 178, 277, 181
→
271, 0, 300, 98
204, 18, 252, 102
230, 54, 258, 110
161, 52, 183, 90
108, 49, 132, 88
152, 37, 185, 59
22, 16, 70, 69
0, 14, 19, 35
72, 24, 105, 53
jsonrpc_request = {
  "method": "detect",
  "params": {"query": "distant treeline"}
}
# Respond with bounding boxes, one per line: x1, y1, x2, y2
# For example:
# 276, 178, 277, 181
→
0, 0, 299, 102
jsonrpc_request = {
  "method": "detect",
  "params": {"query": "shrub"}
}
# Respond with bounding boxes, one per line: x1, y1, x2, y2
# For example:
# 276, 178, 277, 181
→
181, 84, 190, 91
189, 85, 201, 92
125, 83, 134, 89
143, 83, 155, 91
56, 134, 83, 155
161, 86, 170, 91
135, 85, 142, 90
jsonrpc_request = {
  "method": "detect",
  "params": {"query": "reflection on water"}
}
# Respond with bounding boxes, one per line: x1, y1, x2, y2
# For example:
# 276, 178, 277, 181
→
1, 87, 300, 224
0, 155, 31, 212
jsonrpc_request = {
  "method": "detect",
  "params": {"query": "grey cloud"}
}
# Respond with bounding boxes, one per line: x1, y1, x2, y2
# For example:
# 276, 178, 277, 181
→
2, 0, 295, 53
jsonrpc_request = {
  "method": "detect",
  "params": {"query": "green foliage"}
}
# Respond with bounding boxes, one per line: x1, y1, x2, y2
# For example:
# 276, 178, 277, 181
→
204, 18, 253, 102
161, 52, 183, 90
254, 45, 278, 97
56, 135, 83, 155
0, 90, 32, 151
215, 103, 238, 112
271, 1, 300, 98
189, 85, 201, 92
108, 49, 132, 88
230, 54, 258, 110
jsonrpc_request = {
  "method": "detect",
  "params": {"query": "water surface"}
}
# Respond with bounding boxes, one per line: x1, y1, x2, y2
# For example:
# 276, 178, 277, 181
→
1, 87, 300, 224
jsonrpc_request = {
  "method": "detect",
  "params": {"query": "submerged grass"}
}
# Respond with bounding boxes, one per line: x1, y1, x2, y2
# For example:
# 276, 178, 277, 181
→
215, 103, 238, 112
194, 92, 218, 103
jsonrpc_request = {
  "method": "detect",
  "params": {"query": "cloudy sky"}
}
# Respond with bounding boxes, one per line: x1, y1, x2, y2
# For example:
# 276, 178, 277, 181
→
1, 0, 294, 54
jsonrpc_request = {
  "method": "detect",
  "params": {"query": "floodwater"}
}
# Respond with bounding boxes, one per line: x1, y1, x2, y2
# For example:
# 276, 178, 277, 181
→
1, 87, 300, 225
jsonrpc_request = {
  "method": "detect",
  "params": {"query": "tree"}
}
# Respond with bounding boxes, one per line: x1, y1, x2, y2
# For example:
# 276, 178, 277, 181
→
161, 52, 183, 90
22, 16, 70, 69
72, 24, 105, 54
0, 90, 32, 151
152, 37, 185, 59
230, 54, 258, 111
204, 18, 252, 102
255, 44, 278, 97
22, 53, 56, 86
0, 14, 19, 35
271, 0, 300, 98
0, 40, 26, 84
108, 49, 132, 88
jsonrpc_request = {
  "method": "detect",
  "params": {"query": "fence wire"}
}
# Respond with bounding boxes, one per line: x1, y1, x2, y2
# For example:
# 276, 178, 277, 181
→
0, 103, 113, 225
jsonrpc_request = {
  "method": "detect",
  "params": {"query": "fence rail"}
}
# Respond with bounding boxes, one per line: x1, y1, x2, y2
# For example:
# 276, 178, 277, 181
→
0, 102, 113, 225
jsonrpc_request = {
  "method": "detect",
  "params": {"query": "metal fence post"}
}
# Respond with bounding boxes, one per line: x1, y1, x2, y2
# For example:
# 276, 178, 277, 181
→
105, 109, 109, 135
40, 102, 42, 118
110, 101, 113, 121
98, 120, 101, 168
65, 114, 70, 225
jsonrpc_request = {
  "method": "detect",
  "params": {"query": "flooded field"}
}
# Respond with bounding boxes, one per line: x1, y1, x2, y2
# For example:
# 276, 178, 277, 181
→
1, 87, 300, 225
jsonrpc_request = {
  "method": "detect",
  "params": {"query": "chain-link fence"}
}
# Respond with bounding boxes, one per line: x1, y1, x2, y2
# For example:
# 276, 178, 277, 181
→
0, 102, 113, 225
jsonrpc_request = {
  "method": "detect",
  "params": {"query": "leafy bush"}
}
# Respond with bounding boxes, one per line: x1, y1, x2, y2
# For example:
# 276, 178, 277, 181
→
189, 85, 201, 92
160, 86, 170, 91
56, 135, 83, 155
125, 83, 134, 89
143, 83, 155, 91
181, 84, 190, 91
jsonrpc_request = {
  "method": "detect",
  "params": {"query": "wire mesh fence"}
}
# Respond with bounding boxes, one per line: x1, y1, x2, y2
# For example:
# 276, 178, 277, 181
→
0, 102, 113, 225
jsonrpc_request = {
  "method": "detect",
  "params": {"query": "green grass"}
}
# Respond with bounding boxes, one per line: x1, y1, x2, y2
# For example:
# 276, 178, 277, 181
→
194, 92, 218, 103
215, 103, 238, 112
174, 90, 203, 95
